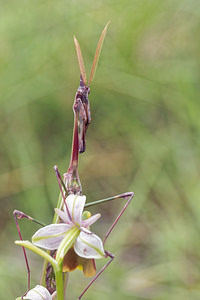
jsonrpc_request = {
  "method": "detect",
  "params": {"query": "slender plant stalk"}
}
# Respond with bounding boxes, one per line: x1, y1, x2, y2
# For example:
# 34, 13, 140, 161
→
54, 267, 64, 300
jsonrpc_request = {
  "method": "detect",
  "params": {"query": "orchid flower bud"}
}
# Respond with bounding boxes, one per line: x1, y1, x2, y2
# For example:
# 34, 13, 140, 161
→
16, 285, 52, 300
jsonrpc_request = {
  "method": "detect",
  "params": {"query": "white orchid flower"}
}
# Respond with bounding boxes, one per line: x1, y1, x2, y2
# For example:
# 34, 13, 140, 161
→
32, 195, 105, 263
16, 285, 52, 300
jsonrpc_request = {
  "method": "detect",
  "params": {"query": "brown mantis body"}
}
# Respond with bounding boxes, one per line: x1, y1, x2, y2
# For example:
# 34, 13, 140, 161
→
64, 22, 109, 195
73, 22, 109, 154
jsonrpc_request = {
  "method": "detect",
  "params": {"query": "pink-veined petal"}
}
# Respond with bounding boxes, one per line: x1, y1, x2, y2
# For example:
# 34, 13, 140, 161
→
23, 285, 52, 300
64, 194, 86, 224
32, 223, 71, 250
74, 228, 105, 259
55, 208, 72, 224
82, 213, 101, 228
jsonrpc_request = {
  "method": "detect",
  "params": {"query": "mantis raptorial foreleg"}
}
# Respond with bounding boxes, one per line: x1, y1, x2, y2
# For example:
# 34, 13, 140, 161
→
78, 250, 114, 299
77, 191, 134, 299
13, 210, 46, 296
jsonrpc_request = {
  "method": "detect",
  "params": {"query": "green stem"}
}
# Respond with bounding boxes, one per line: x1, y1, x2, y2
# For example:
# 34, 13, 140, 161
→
54, 266, 64, 300
48, 227, 79, 299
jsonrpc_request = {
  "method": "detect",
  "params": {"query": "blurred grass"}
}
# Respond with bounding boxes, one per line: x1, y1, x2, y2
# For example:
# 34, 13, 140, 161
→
1, 0, 200, 299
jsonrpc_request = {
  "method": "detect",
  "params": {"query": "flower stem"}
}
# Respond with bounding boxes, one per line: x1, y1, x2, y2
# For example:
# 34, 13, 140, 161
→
54, 266, 64, 300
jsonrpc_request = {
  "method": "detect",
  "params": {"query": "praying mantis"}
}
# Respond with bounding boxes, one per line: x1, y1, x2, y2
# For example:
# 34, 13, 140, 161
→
14, 22, 134, 300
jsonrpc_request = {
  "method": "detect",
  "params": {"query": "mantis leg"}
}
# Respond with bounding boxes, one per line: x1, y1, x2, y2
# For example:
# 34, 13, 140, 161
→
13, 210, 45, 296
54, 165, 68, 198
85, 191, 134, 245
103, 192, 134, 245
53, 165, 72, 222
78, 191, 134, 298
78, 250, 114, 300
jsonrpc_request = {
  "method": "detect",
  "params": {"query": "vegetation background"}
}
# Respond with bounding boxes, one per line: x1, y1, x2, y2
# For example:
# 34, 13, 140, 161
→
0, 0, 199, 299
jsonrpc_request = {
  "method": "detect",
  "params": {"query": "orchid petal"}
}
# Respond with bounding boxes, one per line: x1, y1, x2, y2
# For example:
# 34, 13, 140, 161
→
32, 223, 71, 250
23, 285, 52, 300
55, 208, 72, 224
80, 257, 96, 277
63, 247, 79, 273
74, 228, 105, 259
63, 247, 96, 277
82, 213, 101, 228
64, 194, 86, 224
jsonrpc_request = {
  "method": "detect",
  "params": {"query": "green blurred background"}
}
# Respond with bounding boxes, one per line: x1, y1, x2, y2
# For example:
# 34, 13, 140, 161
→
1, 0, 200, 299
